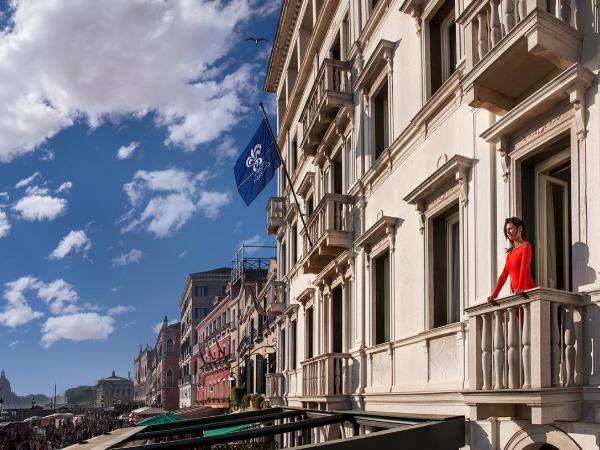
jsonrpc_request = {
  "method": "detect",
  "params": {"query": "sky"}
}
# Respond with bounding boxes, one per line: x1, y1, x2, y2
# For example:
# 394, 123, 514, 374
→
0, 0, 280, 396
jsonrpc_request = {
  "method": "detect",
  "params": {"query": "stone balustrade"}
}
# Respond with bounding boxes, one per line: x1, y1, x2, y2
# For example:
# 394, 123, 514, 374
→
301, 353, 351, 397
266, 372, 285, 400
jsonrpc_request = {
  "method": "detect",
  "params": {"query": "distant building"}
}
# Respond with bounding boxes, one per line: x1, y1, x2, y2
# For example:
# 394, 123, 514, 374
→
65, 385, 95, 406
0, 369, 52, 408
196, 291, 232, 408
178, 268, 230, 408
149, 316, 180, 411
94, 371, 133, 408
133, 344, 155, 406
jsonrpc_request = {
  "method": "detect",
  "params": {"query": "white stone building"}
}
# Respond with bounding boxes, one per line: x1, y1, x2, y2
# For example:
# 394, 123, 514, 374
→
264, 0, 600, 448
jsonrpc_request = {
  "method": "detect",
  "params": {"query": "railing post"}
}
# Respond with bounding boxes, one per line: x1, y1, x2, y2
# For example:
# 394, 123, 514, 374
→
530, 297, 551, 388
522, 303, 531, 388
564, 306, 576, 387
490, 0, 502, 47
551, 302, 561, 386
482, 313, 493, 390
493, 309, 505, 389
477, 12, 489, 60
507, 307, 520, 388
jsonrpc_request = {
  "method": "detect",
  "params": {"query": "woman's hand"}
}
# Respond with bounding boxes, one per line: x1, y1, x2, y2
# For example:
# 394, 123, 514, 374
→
515, 289, 528, 297
487, 295, 495, 304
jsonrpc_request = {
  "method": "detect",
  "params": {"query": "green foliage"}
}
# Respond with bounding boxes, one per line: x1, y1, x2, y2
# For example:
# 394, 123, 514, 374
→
240, 394, 250, 409
250, 394, 264, 409
230, 386, 246, 407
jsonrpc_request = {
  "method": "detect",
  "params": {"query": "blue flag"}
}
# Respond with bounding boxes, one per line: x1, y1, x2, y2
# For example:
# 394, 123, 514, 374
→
235, 119, 281, 206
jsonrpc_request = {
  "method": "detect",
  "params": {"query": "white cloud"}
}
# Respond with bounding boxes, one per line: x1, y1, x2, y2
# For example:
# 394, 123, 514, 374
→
112, 249, 143, 267
107, 305, 135, 315
214, 136, 238, 161
13, 194, 67, 221
0, 276, 44, 327
41, 313, 114, 348
0, 0, 270, 162
179, 250, 189, 258
36, 279, 79, 314
0, 192, 10, 201
0, 209, 10, 238
153, 321, 164, 334
49, 230, 91, 259
197, 191, 231, 219
240, 234, 268, 255
116, 141, 140, 160
25, 185, 50, 195
15, 172, 42, 189
121, 169, 230, 237
9, 340, 21, 348
55, 181, 72, 193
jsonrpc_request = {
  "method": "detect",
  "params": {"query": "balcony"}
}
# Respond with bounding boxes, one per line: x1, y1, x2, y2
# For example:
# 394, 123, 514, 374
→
465, 288, 583, 424
299, 59, 353, 156
301, 353, 352, 399
266, 373, 285, 405
301, 193, 354, 274
266, 197, 286, 235
266, 280, 286, 316
459, 0, 582, 114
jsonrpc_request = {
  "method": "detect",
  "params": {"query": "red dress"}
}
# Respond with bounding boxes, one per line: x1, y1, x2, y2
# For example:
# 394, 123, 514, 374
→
491, 241, 537, 299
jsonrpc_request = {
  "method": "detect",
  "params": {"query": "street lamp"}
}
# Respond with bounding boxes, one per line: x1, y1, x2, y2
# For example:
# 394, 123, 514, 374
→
49, 399, 53, 411
31, 397, 36, 409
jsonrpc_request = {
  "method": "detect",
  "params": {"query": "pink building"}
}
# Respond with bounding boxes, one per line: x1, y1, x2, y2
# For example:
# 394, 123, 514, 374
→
150, 316, 180, 411
196, 294, 231, 408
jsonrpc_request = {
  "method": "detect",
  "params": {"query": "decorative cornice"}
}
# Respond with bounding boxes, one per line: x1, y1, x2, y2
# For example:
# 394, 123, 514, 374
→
355, 216, 400, 251
297, 171, 315, 198
355, 39, 396, 92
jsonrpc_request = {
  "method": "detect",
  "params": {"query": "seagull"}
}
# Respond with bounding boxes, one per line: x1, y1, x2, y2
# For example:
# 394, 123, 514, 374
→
246, 37, 269, 45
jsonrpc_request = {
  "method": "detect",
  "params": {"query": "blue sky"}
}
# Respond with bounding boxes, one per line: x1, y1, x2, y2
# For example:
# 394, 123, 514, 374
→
0, 0, 279, 396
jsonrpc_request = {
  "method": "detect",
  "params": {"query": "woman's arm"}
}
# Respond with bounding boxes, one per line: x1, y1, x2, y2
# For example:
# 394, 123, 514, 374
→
517, 242, 533, 291
491, 258, 509, 299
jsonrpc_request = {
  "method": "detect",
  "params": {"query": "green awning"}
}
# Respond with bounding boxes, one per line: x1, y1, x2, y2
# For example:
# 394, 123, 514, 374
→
203, 423, 254, 436
136, 412, 185, 426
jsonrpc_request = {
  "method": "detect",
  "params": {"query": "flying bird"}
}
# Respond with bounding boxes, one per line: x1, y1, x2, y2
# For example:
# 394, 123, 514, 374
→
246, 37, 269, 45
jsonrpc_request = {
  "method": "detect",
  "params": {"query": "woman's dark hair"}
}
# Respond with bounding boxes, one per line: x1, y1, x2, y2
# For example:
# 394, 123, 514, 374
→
504, 217, 526, 250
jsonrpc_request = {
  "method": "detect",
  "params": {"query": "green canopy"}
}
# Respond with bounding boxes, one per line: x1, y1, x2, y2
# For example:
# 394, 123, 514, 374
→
136, 412, 185, 426
203, 423, 253, 436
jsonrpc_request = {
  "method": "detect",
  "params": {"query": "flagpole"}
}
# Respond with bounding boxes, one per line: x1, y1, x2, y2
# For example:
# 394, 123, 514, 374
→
259, 102, 313, 248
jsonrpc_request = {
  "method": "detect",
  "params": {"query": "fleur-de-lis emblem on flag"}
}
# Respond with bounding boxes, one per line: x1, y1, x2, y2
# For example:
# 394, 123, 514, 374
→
246, 144, 263, 173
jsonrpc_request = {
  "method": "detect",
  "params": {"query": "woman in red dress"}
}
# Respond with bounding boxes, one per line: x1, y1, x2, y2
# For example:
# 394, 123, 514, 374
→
488, 217, 537, 303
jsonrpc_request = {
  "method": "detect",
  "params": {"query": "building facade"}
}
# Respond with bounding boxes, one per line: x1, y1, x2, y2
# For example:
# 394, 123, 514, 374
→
150, 317, 180, 411
133, 345, 155, 406
196, 293, 232, 408
94, 371, 133, 408
265, 0, 600, 448
178, 268, 231, 408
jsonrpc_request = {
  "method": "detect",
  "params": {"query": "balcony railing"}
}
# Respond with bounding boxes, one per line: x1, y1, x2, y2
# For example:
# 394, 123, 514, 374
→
301, 193, 354, 273
266, 280, 287, 316
467, 288, 582, 393
299, 59, 352, 156
267, 197, 286, 235
460, 0, 582, 114
301, 353, 351, 397
266, 372, 285, 400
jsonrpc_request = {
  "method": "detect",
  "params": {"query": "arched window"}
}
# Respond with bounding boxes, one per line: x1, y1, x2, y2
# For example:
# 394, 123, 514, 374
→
166, 369, 173, 387
167, 338, 174, 354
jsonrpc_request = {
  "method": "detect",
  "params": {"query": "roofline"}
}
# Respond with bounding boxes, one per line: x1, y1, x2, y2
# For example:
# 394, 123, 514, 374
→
264, 0, 299, 93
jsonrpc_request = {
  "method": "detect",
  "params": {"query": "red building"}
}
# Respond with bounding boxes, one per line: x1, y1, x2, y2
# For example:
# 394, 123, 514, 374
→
196, 293, 232, 408
150, 316, 180, 411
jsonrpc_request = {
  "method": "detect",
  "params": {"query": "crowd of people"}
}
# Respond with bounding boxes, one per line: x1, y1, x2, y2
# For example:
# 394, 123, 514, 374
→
0, 412, 121, 449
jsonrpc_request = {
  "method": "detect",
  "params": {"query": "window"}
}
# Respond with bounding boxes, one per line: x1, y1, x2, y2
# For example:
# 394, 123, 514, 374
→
195, 285, 208, 297
374, 251, 391, 344
373, 81, 389, 160
428, 0, 456, 96
333, 151, 343, 194
332, 287, 343, 352
306, 307, 314, 358
521, 145, 571, 291
432, 204, 460, 327
306, 195, 314, 216
291, 224, 298, 265
281, 241, 288, 275
341, 13, 350, 60
344, 135, 353, 191
347, 279, 355, 346
167, 338, 174, 354
290, 134, 298, 173
166, 369, 173, 387
291, 320, 297, 369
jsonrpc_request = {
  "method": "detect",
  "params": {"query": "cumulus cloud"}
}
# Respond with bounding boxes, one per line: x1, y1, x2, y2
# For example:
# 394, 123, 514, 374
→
55, 181, 72, 193
0, 0, 270, 162
107, 305, 135, 315
0, 209, 10, 238
15, 172, 42, 189
240, 234, 269, 255
41, 313, 114, 348
12, 194, 67, 221
111, 249, 143, 267
36, 279, 79, 314
0, 276, 44, 327
0, 192, 9, 202
116, 141, 140, 160
49, 230, 92, 259
214, 136, 239, 161
120, 168, 230, 237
